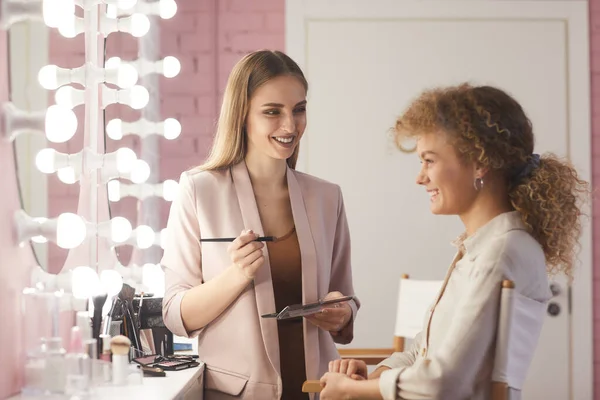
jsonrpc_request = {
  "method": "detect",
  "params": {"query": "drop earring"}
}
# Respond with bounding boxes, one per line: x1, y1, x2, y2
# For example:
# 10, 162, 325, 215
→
474, 177, 484, 191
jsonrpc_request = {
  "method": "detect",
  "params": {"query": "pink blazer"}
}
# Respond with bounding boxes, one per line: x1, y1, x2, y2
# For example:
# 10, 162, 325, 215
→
161, 161, 359, 399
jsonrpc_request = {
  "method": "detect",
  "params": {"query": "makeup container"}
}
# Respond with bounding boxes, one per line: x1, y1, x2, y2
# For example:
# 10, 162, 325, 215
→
64, 326, 91, 396
43, 337, 67, 394
111, 335, 131, 385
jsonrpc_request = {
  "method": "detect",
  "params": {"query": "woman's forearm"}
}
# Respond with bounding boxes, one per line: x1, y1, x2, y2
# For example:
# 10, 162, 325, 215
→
180, 265, 252, 332
347, 378, 383, 400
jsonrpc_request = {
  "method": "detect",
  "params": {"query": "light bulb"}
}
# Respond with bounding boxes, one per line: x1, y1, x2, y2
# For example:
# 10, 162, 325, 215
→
162, 56, 181, 78
108, 180, 121, 202
106, 119, 123, 140
58, 14, 78, 38
117, 63, 138, 88
36, 148, 56, 174
136, 225, 155, 249
105, 56, 121, 70
55, 86, 83, 109
159, 0, 177, 19
106, 5, 118, 18
111, 216, 132, 243
115, 147, 137, 173
163, 118, 181, 140
71, 266, 100, 299
56, 213, 86, 249
31, 218, 49, 243
38, 65, 59, 90
57, 167, 77, 184
45, 105, 77, 143
43, 0, 75, 28
129, 85, 149, 109
142, 263, 164, 297
162, 179, 178, 201
100, 270, 123, 297
130, 14, 150, 37
130, 160, 150, 184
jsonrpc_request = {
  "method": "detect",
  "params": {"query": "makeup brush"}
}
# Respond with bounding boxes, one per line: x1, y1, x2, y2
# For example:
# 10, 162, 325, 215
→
118, 284, 141, 351
110, 335, 131, 385
92, 293, 107, 355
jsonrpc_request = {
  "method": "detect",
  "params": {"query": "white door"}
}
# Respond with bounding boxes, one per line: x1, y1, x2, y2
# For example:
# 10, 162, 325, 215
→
286, 2, 592, 399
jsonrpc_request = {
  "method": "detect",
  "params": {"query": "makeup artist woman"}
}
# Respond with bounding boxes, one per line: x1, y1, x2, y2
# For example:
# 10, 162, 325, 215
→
160, 50, 359, 400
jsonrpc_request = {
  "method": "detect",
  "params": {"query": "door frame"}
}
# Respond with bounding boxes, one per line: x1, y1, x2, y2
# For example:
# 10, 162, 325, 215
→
285, 1, 592, 398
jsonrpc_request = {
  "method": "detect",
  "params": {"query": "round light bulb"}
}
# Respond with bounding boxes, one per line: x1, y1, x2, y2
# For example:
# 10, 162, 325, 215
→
43, 0, 75, 28
115, 147, 137, 173
110, 217, 132, 243
38, 65, 59, 90
162, 56, 181, 78
57, 14, 78, 38
72, 266, 100, 299
56, 213, 86, 249
31, 217, 49, 243
106, 119, 123, 140
45, 105, 77, 143
142, 263, 164, 297
117, 63, 138, 88
107, 180, 121, 202
106, 5, 118, 19
35, 148, 56, 174
136, 225, 155, 249
129, 86, 149, 110
55, 86, 75, 109
162, 179, 178, 201
163, 118, 181, 140
105, 57, 121, 69
130, 14, 150, 37
159, 0, 177, 19
57, 167, 77, 184
100, 270, 123, 297
130, 159, 150, 184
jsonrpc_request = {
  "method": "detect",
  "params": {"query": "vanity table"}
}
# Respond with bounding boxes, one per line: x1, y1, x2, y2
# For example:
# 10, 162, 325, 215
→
8, 361, 205, 400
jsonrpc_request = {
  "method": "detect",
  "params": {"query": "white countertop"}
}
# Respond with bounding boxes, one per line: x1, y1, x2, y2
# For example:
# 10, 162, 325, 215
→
9, 361, 205, 400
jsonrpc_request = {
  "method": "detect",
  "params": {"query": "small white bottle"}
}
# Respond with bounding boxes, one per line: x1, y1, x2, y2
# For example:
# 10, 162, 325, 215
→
43, 337, 66, 394
65, 326, 91, 396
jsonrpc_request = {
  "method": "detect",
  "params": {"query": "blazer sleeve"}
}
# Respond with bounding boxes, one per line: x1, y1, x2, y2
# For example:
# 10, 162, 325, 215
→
161, 171, 204, 338
378, 257, 507, 400
377, 331, 424, 371
328, 185, 360, 345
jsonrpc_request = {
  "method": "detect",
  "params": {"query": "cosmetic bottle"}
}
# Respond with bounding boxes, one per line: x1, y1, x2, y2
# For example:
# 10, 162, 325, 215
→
43, 337, 67, 394
22, 338, 47, 395
111, 335, 132, 386
64, 326, 91, 396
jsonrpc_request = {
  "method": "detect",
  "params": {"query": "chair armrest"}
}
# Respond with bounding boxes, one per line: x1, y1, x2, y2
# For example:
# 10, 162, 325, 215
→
302, 380, 322, 393
338, 348, 395, 365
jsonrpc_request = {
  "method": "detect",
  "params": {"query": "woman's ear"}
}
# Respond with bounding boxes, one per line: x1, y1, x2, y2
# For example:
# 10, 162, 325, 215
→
474, 163, 489, 179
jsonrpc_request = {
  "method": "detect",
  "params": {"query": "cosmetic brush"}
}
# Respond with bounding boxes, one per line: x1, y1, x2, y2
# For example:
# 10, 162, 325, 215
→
110, 335, 131, 386
100, 295, 119, 336
118, 284, 141, 351
92, 293, 107, 355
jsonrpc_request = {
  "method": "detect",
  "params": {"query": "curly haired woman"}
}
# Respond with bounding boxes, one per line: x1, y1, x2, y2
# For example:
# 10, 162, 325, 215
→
320, 84, 589, 400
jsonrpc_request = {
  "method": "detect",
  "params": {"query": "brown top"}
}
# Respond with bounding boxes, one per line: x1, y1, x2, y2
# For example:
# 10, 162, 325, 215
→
267, 227, 309, 400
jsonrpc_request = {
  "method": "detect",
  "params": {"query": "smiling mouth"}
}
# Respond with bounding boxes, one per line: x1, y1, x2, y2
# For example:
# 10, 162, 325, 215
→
273, 136, 294, 144
428, 189, 439, 201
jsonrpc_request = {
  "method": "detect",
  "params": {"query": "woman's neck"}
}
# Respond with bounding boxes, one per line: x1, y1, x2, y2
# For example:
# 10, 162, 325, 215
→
459, 183, 513, 237
245, 150, 287, 191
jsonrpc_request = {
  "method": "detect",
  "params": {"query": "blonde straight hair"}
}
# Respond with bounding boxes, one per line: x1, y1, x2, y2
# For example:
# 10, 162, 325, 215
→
197, 50, 308, 171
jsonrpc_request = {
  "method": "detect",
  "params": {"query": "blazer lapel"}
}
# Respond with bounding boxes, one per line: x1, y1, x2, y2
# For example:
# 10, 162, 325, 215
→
286, 167, 320, 380
230, 161, 280, 376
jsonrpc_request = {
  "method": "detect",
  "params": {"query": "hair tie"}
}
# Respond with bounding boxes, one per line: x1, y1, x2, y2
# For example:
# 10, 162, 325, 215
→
512, 153, 541, 184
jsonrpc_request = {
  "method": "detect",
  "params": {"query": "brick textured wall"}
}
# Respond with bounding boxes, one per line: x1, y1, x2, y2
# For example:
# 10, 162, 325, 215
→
47, 0, 285, 271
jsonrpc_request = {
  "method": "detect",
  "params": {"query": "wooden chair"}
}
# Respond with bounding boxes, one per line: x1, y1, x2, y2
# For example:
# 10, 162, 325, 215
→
303, 280, 546, 399
337, 274, 443, 364
491, 280, 546, 400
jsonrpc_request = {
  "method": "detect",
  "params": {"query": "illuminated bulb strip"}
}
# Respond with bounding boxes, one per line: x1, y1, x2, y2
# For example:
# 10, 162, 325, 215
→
107, 179, 179, 202
55, 84, 149, 110
35, 147, 137, 176
106, 0, 177, 19
86, 216, 133, 245
107, 56, 180, 79
115, 262, 144, 285
30, 265, 72, 293
57, 12, 149, 38
38, 63, 138, 90
106, 117, 181, 140
119, 225, 165, 249
14, 210, 87, 249
1, 102, 78, 143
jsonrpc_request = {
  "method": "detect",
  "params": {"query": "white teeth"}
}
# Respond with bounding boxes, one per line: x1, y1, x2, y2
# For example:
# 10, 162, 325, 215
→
428, 190, 439, 197
274, 137, 293, 144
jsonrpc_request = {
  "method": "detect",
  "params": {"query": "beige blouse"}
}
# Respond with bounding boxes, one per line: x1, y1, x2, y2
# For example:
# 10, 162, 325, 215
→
378, 211, 552, 400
